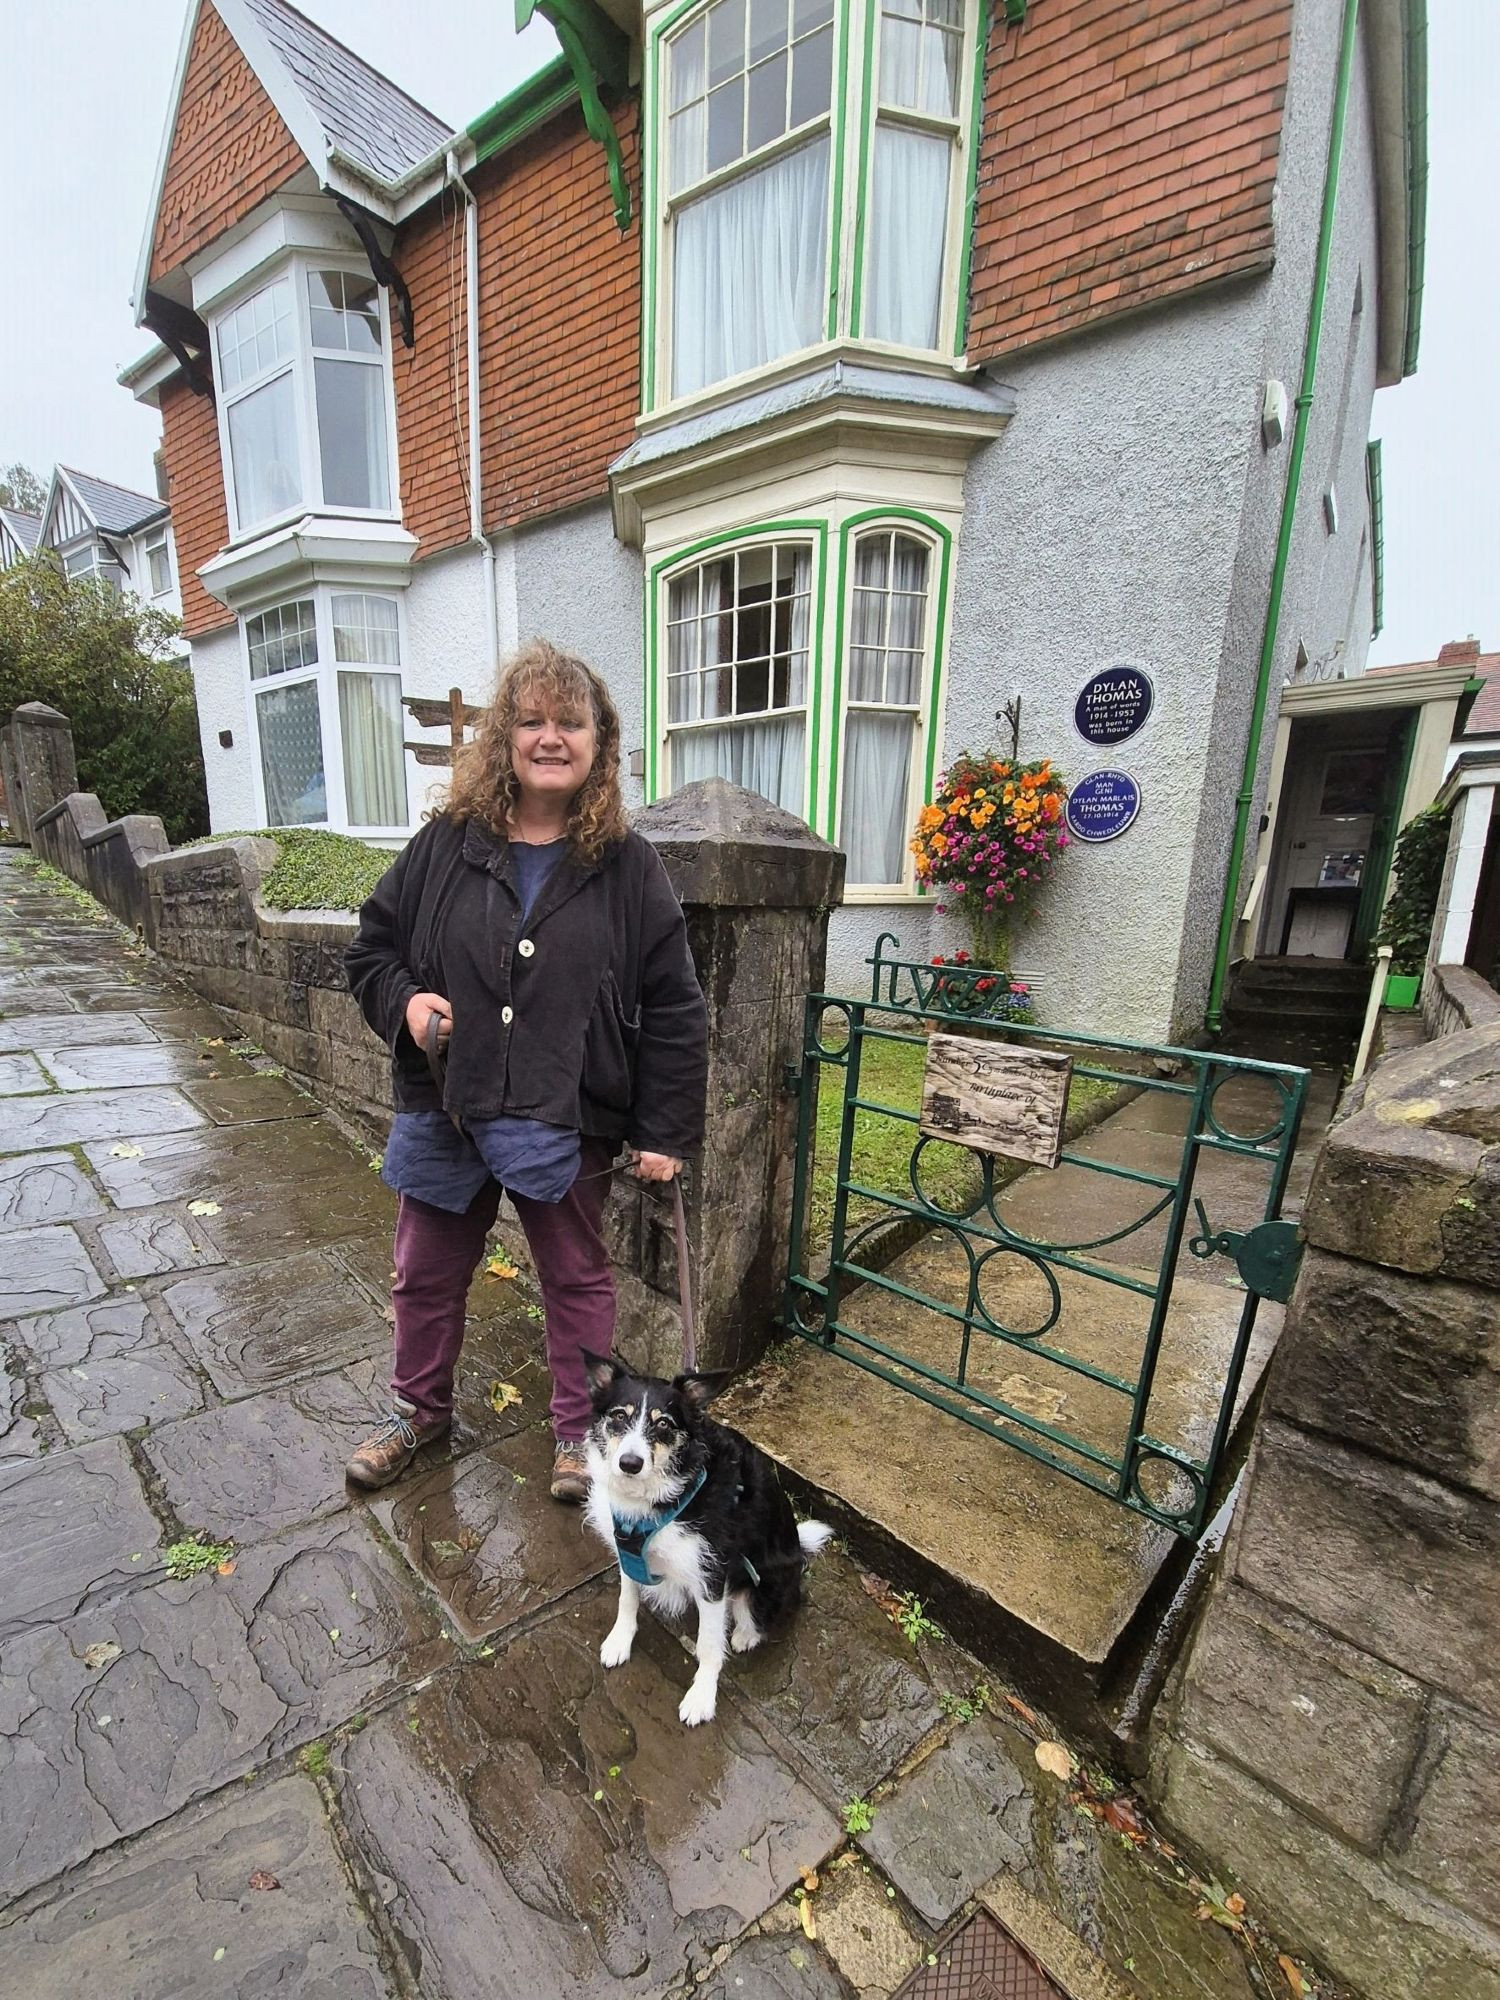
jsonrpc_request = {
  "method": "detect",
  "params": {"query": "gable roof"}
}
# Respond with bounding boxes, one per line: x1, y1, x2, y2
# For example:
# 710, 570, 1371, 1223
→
0, 508, 41, 553
56, 468, 168, 538
238, 0, 452, 184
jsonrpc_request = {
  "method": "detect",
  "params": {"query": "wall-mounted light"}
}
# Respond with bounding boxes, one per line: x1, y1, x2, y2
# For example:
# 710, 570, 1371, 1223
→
218, 730, 233, 749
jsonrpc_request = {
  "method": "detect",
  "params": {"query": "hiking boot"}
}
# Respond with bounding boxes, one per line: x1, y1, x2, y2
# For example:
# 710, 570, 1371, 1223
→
345, 1399, 450, 1490
551, 1439, 590, 1504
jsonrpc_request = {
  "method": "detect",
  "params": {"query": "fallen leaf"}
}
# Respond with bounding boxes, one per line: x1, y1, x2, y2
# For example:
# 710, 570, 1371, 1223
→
1102, 1796, 1146, 1837
203, 1037, 226, 1047
248, 1870, 280, 1892
488, 1380, 523, 1414
1277, 1955, 1307, 1996
187, 1199, 221, 1217
216, 1560, 236, 1576
1034, 1741, 1073, 1781
788, 1949, 807, 1972
1225, 1893, 1245, 1917
857, 1570, 905, 1620
1003, 1693, 1040, 1729
484, 1255, 520, 1281
799, 1866, 819, 1894
328, 1628, 341, 1643
798, 1895, 817, 1942
108, 1142, 144, 1159
213, 1948, 226, 1963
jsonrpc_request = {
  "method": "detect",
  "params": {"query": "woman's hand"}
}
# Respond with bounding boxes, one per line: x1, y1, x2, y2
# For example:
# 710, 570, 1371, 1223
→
630, 1150, 682, 1183
405, 991, 452, 1047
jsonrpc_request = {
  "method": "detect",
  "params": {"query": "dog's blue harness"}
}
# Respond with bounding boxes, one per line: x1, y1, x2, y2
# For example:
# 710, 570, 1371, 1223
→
612, 1468, 708, 1585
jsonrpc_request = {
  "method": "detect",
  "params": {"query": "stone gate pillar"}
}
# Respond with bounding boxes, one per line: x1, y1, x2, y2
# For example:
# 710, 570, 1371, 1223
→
606, 778, 844, 1379
7, 703, 79, 843
1152, 1025, 1500, 2000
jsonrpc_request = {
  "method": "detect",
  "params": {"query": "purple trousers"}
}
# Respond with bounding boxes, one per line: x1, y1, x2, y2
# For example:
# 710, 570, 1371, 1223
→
389, 1136, 616, 1442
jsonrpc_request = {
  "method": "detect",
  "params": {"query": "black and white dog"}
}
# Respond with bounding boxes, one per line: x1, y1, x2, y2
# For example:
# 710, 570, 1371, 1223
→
582, 1352, 832, 1726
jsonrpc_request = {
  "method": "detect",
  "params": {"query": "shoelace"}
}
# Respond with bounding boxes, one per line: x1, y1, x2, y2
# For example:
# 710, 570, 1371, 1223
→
368, 1408, 419, 1451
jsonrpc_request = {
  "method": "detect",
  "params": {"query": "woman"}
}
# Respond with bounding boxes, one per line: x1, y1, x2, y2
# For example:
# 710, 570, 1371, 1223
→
343, 640, 708, 1501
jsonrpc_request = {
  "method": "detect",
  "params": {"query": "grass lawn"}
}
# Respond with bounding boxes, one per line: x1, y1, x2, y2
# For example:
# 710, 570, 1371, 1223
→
804, 1030, 1120, 1250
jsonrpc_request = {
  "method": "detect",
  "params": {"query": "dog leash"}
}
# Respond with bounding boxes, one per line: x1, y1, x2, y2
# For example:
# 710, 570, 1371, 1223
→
422, 1010, 698, 1372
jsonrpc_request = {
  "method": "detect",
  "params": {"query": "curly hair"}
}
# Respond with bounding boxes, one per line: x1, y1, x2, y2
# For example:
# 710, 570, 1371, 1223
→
439, 640, 629, 863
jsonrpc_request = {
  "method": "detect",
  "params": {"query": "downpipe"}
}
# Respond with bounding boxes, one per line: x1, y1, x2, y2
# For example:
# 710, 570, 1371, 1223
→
1205, 0, 1362, 1032
445, 150, 500, 677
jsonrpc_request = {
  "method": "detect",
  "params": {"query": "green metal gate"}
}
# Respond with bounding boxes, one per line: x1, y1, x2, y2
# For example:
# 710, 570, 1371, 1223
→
781, 939, 1310, 1539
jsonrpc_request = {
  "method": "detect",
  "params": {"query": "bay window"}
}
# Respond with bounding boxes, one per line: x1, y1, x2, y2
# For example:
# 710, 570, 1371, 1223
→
214, 264, 395, 538
245, 589, 408, 833
665, 539, 812, 814
653, 512, 947, 893
648, 0, 979, 408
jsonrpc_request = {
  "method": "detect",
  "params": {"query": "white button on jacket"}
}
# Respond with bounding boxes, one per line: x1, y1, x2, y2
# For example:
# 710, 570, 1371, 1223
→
501, 1006, 513, 1024
517, 938, 535, 958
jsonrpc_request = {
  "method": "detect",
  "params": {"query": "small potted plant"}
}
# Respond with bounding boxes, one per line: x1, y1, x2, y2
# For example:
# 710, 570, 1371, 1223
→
1373, 803, 1451, 1009
928, 951, 1035, 1026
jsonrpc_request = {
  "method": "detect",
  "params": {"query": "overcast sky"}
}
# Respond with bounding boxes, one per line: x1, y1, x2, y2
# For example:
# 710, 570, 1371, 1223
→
0, 1, 1494, 666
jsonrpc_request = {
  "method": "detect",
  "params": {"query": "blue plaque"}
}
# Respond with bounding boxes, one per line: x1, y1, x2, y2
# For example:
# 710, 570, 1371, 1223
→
1074, 665, 1154, 746
1066, 769, 1141, 843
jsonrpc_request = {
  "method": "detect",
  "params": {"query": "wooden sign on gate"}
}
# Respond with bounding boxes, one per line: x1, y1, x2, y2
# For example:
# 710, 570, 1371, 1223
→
919, 1033, 1073, 1169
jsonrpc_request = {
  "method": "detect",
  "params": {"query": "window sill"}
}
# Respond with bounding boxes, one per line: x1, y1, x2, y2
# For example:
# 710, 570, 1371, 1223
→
841, 884, 928, 905
201, 514, 420, 614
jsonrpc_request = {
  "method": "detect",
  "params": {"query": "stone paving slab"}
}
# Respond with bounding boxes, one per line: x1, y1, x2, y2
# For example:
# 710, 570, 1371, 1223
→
0, 1511, 449, 1900
158, 1248, 391, 1398
36, 1040, 243, 1090
335, 1591, 841, 2000
82, 1117, 364, 1208
40, 1341, 209, 1445
0, 1774, 396, 1999
87, 1204, 222, 1282
860, 1713, 1036, 1927
0, 1223, 107, 1316
183, 1074, 319, 1124
0, 1151, 106, 1231
0, 1051, 49, 1095
0, 1010, 162, 1051
700, 1933, 852, 1997
14, 1292, 172, 1370
0, 1083, 208, 1152
373, 1424, 608, 1641
1, 1363, 44, 1463
194, 1176, 393, 1261
0, 1436, 161, 1639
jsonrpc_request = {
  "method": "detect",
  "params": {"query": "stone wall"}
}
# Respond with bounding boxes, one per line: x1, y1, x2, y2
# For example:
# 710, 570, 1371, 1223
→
1424, 960, 1500, 1039
1152, 1026, 1500, 2000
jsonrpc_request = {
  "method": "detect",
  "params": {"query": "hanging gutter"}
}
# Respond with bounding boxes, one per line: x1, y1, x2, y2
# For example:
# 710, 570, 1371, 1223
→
468, 54, 579, 165
1205, 0, 1363, 1033
1401, 0, 1428, 374
1366, 440, 1385, 635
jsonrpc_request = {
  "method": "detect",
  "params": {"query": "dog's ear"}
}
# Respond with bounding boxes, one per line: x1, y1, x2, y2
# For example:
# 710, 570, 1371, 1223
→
673, 1369, 733, 1415
582, 1350, 623, 1398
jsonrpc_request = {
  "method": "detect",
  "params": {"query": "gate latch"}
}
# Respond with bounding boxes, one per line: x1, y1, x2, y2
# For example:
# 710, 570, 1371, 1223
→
1189, 1202, 1305, 1303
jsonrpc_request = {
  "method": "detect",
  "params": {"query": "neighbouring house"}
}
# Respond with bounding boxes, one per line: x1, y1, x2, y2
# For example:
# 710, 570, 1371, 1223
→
0, 507, 43, 570
123, 0, 1425, 1041
28, 466, 185, 633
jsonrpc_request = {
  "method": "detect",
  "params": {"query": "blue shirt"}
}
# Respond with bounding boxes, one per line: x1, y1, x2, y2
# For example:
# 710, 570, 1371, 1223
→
381, 839, 582, 1210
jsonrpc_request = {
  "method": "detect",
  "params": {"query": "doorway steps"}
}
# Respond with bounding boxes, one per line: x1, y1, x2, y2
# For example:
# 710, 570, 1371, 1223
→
1221, 955, 1370, 1067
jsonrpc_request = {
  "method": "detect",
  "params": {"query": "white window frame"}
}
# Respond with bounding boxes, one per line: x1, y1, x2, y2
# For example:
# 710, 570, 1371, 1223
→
145, 532, 173, 598
61, 539, 123, 593
646, 0, 980, 414
211, 257, 401, 544
242, 585, 412, 839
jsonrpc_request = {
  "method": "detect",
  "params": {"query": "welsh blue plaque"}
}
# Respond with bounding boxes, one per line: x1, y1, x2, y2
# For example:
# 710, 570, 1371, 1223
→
1066, 769, 1141, 843
1074, 665, 1154, 746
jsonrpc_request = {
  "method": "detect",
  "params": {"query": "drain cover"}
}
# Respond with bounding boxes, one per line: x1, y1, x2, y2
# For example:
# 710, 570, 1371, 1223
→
893, 1910, 1066, 2000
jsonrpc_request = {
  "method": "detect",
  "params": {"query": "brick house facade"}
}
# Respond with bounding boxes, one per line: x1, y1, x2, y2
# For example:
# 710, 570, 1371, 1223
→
125, 0, 1422, 1041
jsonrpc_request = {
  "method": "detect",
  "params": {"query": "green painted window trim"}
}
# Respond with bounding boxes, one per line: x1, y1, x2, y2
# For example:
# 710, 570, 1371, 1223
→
825, 507, 954, 868
643, 519, 831, 807
643, 0, 984, 409
1366, 438, 1384, 636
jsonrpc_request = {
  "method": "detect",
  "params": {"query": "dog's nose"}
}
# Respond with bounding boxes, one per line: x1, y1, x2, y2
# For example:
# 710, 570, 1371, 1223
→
618, 1452, 644, 1475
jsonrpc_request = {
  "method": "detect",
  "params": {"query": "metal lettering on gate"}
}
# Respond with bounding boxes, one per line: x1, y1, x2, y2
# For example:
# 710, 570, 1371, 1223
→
780, 938, 1310, 1539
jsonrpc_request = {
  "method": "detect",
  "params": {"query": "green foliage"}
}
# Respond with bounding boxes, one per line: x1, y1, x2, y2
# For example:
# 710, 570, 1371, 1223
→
1374, 804, 1452, 976
0, 553, 208, 843
841, 1796, 875, 1836
185, 825, 393, 911
894, 1592, 941, 1644
164, 1534, 234, 1579
0, 463, 46, 514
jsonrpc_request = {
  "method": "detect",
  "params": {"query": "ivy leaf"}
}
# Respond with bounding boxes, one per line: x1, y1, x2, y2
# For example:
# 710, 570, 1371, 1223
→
187, 1199, 221, 1217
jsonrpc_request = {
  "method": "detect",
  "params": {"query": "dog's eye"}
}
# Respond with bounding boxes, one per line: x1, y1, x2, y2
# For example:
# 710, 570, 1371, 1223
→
648, 1417, 678, 1441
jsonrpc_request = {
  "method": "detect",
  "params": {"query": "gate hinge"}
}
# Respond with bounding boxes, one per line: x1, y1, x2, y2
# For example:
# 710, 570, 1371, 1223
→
1189, 1204, 1305, 1303
782, 1063, 802, 1096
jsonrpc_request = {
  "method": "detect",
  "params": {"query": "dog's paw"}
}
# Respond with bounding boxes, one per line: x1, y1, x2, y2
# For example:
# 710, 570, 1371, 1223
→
730, 1622, 764, 1654
599, 1626, 635, 1669
678, 1679, 718, 1727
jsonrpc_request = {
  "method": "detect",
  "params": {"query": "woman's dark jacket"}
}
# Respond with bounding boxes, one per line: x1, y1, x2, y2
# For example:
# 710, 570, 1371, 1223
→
345, 816, 708, 1159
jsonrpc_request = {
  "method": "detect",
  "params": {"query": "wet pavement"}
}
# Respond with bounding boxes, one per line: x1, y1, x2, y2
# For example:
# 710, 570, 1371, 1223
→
0, 849, 1324, 1999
